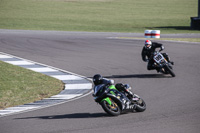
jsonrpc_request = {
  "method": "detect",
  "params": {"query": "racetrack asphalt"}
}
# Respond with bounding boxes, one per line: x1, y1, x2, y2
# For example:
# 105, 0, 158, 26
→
0, 29, 200, 133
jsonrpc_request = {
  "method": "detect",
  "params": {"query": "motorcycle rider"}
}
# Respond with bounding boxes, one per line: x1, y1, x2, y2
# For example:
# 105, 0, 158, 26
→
93, 74, 113, 87
141, 40, 173, 72
93, 74, 134, 101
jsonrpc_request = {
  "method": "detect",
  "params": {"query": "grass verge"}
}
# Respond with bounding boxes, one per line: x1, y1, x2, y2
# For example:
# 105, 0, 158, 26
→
119, 37, 200, 43
0, 0, 199, 33
0, 61, 64, 110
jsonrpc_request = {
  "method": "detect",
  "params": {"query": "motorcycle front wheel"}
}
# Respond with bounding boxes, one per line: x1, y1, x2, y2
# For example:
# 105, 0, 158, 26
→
101, 99, 121, 116
165, 65, 175, 77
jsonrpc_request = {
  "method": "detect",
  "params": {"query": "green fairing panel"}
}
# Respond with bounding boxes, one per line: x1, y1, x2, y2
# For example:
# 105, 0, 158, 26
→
102, 97, 112, 105
101, 85, 117, 105
108, 85, 117, 90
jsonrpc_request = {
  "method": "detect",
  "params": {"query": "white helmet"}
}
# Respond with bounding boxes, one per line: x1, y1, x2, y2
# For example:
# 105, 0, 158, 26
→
145, 40, 152, 49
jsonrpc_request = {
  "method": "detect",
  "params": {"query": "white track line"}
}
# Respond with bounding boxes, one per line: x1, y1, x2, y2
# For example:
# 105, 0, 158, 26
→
0, 52, 93, 117
28, 67, 58, 72
5, 61, 35, 65
65, 84, 92, 89
51, 75, 83, 80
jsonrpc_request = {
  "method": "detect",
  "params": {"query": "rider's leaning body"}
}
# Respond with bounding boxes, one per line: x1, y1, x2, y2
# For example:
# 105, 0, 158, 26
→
93, 74, 134, 101
141, 40, 172, 71
141, 41, 164, 62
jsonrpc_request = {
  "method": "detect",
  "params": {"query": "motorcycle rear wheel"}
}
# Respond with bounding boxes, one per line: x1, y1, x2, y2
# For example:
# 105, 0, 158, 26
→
101, 99, 121, 116
135, 98, 146, 112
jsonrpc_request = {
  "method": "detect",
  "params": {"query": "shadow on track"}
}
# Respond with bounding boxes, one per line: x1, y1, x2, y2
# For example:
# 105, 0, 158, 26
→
103, 74, 171, 79
15, 113, 110, 120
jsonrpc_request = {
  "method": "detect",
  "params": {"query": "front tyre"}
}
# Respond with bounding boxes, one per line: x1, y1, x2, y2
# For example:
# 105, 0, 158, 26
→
165, 65, 175, 77
101, 99, 121, 116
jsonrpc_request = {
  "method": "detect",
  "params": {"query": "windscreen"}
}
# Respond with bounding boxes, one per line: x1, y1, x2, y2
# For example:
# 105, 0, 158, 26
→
94, 84, 105, 96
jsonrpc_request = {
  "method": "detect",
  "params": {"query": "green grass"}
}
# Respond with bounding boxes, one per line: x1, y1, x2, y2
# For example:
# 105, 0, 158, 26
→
0, 61, 64, 110
120, 37, 200, 43
0, 0, 199, 33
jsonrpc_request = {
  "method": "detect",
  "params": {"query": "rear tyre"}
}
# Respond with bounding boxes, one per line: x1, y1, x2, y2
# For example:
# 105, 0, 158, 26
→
135, 98, 146, 112
101, 99, 121, 116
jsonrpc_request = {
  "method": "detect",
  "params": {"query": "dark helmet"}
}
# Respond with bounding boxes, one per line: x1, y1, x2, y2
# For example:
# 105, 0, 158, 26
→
144, 40, 152, 50
93, 74, 103, 85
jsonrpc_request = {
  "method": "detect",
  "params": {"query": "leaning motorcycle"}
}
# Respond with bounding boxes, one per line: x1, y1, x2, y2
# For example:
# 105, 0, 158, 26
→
93, 84, 146, 116
153, 51, 175, 77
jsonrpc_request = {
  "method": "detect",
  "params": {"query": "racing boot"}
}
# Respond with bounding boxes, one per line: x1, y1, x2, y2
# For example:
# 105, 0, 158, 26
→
169, 61, 174, 65
125, 89, 137, 103
152, 64, 162, 73
124, 85, 141, 104
156, 67, 162, 73
163, 53, 174, 65
117, 84, 136, 103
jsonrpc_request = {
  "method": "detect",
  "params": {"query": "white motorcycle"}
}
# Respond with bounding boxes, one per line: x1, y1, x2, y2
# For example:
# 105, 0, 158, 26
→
153, 51, 175, 77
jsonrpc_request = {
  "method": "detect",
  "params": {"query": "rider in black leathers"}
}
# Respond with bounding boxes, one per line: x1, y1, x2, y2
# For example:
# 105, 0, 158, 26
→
141, 40, 173, 72
93, 74, 134, 101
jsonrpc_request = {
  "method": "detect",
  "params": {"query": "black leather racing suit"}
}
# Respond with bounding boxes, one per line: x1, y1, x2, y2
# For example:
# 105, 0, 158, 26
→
93, 78, 134, 100
141, 42, 168, 70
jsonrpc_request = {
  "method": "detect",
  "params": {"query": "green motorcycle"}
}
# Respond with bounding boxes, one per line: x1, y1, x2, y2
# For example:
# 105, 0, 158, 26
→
93, 84, 146, 116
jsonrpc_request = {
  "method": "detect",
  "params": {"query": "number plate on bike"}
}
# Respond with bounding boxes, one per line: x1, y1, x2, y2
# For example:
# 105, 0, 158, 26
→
153, 53, 164, 63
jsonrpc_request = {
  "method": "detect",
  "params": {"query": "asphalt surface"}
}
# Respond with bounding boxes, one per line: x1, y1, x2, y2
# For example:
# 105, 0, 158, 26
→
0, 30, 200, 133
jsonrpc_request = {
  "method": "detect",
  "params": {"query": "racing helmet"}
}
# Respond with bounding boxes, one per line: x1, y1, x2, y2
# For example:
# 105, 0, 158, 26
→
93, 74, 103, 85
145, 40, 152, 49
